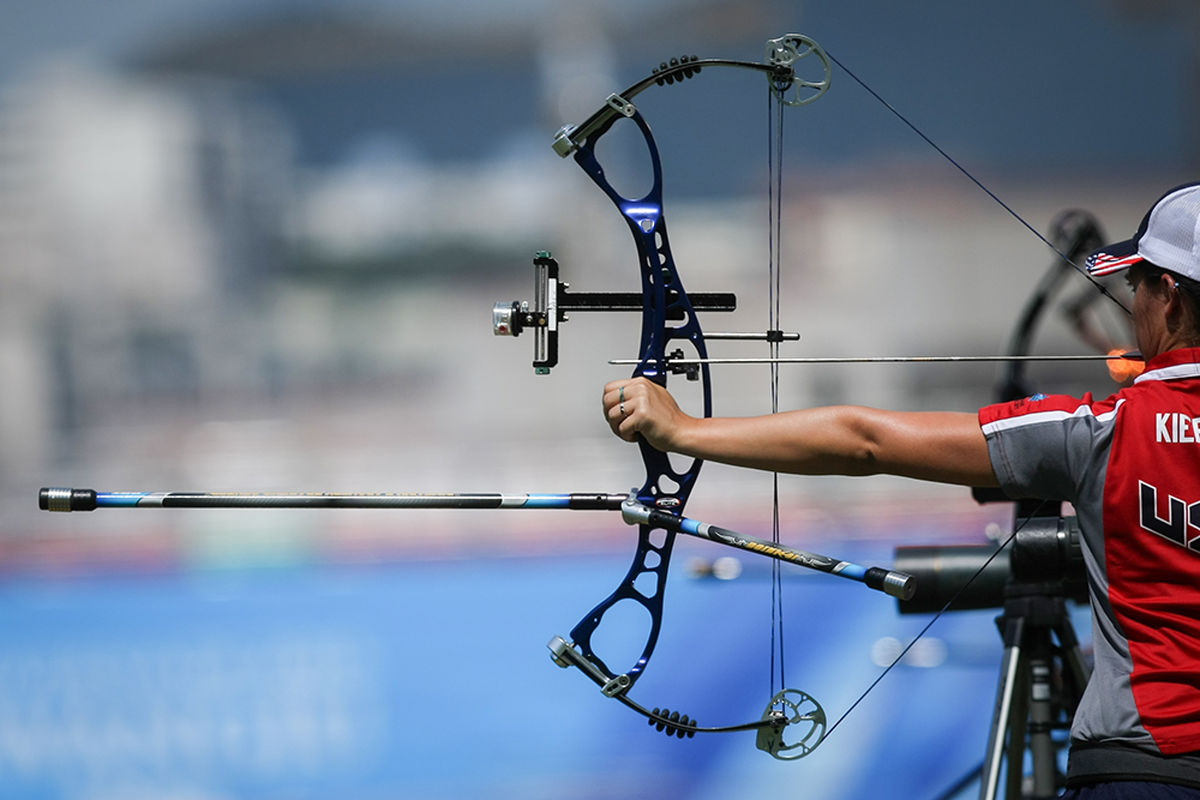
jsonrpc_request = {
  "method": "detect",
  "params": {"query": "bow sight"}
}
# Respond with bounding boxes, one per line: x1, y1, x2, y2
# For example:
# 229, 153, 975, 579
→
492, 252, 804, 375
492, 253, 736, 375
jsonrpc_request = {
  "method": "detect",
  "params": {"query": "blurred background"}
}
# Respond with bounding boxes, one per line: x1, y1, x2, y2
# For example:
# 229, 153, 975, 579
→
0, 0, 1195, 797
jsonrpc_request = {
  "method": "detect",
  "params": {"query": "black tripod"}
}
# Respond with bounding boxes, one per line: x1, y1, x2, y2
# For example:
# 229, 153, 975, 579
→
915, 514, 1092, 800
976, 578, 1091, 800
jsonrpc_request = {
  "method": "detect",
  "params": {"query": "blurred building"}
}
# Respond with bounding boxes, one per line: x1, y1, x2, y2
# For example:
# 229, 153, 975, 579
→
0, 64, 293, 479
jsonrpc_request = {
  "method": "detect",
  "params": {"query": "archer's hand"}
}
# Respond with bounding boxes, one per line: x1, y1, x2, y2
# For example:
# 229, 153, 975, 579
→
602, 377, 693, 452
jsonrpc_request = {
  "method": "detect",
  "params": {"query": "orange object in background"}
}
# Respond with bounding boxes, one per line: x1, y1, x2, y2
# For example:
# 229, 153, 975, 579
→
1108, 349, 1145, 385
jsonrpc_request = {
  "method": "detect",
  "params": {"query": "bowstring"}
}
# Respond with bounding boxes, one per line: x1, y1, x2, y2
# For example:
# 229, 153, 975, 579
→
767, 77, 787, 706
822, 49, 1130, 317
800, 49, 1111, 746
823, 500, 1046, 741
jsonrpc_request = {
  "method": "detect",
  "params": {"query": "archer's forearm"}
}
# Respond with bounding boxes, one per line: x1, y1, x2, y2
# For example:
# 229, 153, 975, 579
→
669, 406, 998, 487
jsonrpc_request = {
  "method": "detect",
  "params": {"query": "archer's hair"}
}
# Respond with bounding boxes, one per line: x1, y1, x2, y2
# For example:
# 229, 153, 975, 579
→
1134, 262, 1200, 339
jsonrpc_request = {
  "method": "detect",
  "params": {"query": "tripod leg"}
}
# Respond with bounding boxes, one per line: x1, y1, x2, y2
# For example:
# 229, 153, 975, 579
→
1004, 656, 1030, 800
980, 615, 1027, 800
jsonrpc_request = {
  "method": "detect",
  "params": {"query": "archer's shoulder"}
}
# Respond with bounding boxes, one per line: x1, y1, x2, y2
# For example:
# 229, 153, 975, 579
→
978, 391, 1113, 432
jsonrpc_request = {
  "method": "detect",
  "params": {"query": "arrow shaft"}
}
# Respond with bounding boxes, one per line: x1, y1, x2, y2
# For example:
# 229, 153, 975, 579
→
611, 353, 1141, 366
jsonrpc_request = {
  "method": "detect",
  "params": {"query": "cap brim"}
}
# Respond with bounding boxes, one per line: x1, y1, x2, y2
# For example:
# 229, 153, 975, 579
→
1085, 238, 1143, 277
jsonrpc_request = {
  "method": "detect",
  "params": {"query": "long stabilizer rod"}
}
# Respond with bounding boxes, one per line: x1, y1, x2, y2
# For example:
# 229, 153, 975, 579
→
37, 487, 915, 597
39, 488, 627, 512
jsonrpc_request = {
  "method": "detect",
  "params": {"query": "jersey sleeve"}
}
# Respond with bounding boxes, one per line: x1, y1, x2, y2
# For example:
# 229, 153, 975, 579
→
978, 392, 1118, 503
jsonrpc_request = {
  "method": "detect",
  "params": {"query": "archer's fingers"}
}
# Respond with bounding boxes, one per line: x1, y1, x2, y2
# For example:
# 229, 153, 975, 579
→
603, 379, 642, 442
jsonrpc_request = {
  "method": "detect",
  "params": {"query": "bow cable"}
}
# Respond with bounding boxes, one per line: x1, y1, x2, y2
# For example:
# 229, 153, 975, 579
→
767, 70, 789, 714
767, 49, 1119, 751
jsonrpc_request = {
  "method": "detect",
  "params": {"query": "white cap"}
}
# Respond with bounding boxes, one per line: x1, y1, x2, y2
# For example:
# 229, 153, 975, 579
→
1086, 182, 1200, 280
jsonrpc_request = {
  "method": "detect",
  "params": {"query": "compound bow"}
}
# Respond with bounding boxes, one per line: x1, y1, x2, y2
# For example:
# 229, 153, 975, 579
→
498, 33, 842, 758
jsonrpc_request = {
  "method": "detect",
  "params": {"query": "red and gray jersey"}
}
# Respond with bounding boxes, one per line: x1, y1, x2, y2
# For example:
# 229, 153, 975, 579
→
980, 347, 1200, 758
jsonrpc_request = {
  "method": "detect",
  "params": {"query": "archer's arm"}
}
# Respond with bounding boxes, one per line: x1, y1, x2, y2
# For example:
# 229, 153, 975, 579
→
603, 377, 998, 488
